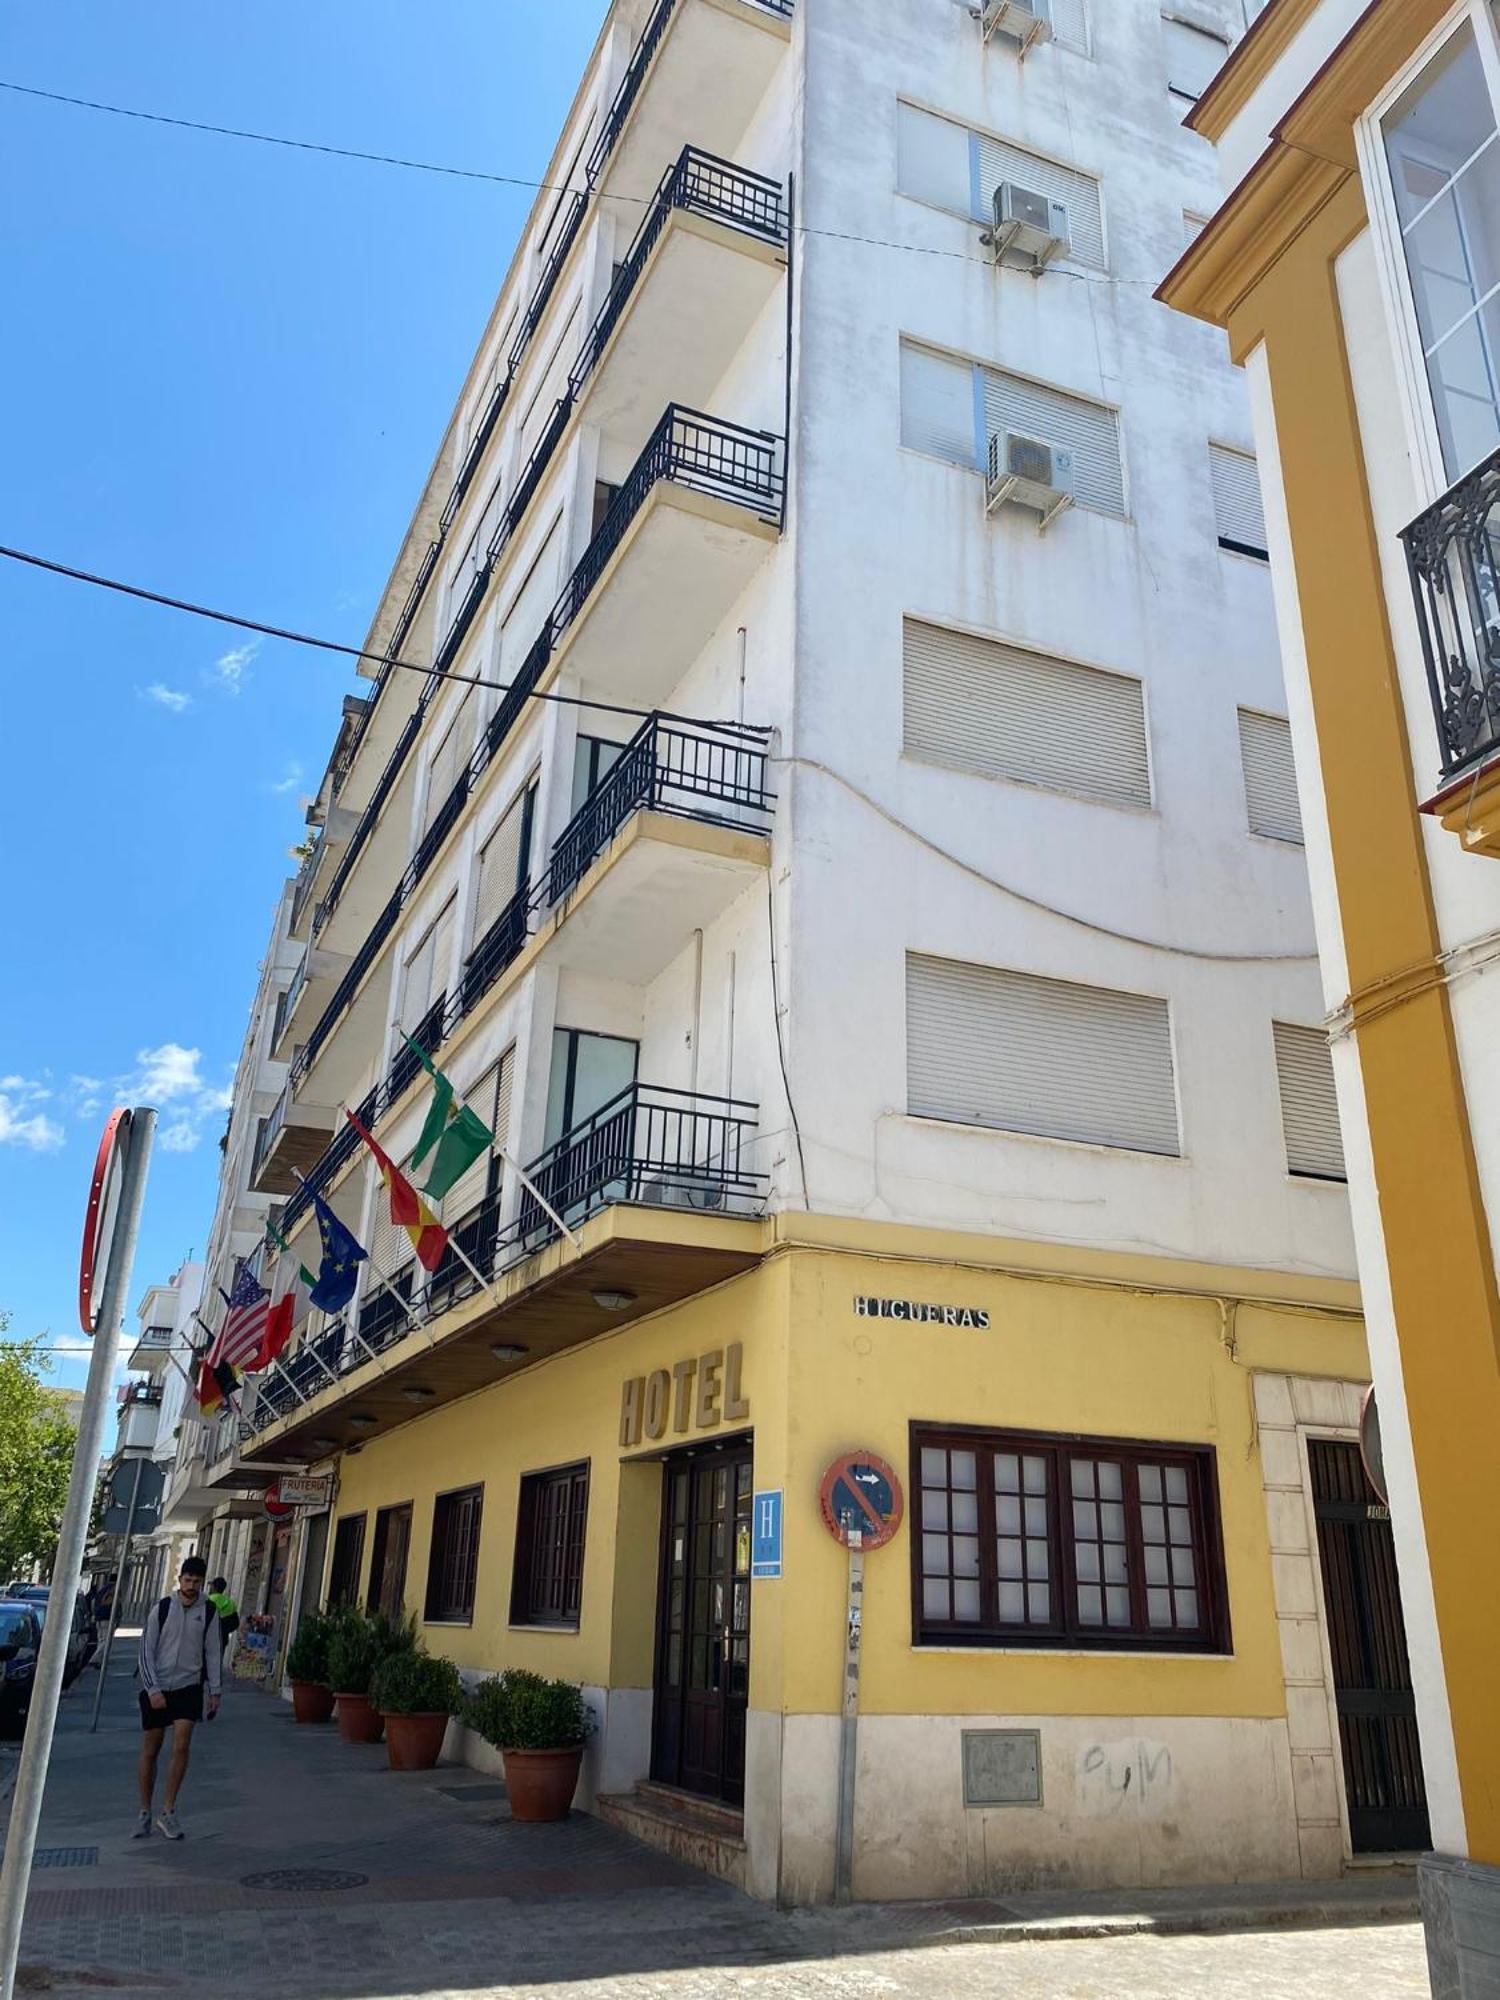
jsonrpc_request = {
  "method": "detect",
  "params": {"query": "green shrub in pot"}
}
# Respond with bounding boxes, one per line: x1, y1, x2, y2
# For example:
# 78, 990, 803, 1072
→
372, 1649, 462, 1717
327, 1606, 416, 1696
463, 1669, 593, 1751
285, 1610, 333, 1686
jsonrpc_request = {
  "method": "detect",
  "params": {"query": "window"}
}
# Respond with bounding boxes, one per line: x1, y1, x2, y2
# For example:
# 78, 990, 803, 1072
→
571, 735, 628, 816
423, 691, 474, 836
270, 984, 291, 1049
473, 781, 537, 942
1381, 24, 1500, 480
912, 1426, 1229, 1650
1162, 15, 1230, 102
1209, 443, 1268, 558
444, 525, 483, 631
367, 1503, 413, 1621
1238, 709, 1303, 843
327, 1513, 367, 1607
511, 1461, 590, 1627
903, 618, 1151, 809
437, 1046, 514, 1222
497, 516, 563, 680
906, 953, 1181, 1155
545, 1028, 639, 1145
1273, 1022, 1346, 1182
895, 103, 1105, 268
425, 1484, 484, 1623
401, 900, 456, 1037
899, 341, 1126, 515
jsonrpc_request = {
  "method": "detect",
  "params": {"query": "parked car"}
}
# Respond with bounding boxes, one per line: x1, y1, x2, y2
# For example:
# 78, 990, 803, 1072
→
0, 1603, 42, 1734
6, 1588, 89, 1688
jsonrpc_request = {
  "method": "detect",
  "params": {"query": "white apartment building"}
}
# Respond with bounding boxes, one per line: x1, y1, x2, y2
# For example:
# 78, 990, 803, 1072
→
114, 1259, 202, 1613
200, 0, 1405, 1903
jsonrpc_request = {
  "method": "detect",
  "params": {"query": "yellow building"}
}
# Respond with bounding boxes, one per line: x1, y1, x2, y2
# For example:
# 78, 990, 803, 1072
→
1162, 0, 1500, 1987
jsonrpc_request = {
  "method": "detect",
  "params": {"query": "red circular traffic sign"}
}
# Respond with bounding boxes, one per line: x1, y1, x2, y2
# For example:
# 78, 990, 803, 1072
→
1359, 1386, 1388, 1505
265, 1491, 296, 1523
79, 1109, 132, 1337
819, 1450, 904, 1550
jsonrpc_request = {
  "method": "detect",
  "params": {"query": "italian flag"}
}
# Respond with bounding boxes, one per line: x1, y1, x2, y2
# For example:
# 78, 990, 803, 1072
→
261, 1223, 315, 1370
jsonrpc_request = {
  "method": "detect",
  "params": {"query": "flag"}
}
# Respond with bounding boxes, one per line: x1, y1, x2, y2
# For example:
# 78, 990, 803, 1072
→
194, 1344, 239, 1414
308, 1194, 367, 1314
406, 1034, 492, 1202
213, 1266, 271, 1373
260, 1222, 317, 1369
347, 1110, 449, 1273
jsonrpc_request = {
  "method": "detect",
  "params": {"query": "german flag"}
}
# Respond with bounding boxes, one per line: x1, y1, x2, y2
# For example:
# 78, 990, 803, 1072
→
345, 1111, 449, 1273
193, 1346, 240, 1414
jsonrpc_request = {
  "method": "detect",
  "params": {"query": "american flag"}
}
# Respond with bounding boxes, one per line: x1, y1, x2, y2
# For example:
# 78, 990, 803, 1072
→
211, 1265, 271, 1373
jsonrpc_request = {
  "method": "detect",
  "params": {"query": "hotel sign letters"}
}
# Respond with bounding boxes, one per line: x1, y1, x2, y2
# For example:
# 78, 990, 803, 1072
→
853, 1295, 990, 1329
620, 1341, 750, 1448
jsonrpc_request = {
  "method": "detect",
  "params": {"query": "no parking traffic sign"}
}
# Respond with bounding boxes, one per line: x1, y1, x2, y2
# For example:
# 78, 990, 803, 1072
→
819, 1450, 903, 1551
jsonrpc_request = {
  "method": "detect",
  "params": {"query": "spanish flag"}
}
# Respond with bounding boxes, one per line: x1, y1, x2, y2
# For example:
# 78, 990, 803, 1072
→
346, 1111, 449, 1273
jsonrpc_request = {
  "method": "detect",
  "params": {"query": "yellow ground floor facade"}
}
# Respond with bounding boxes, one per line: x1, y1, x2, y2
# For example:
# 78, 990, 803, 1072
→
315, 1217, 1387, 1904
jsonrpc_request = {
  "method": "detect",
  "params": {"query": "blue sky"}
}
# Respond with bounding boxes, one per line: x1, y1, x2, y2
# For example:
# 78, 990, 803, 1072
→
0, 2, 603, 1388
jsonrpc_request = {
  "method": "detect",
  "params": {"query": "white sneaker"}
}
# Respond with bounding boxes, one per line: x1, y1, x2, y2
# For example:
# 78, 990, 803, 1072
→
133, 1812, 153, 1839
155, 1810, 184, 1840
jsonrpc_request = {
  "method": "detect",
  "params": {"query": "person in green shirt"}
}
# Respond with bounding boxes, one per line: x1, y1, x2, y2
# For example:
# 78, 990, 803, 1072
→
206, 1579, 240, 1666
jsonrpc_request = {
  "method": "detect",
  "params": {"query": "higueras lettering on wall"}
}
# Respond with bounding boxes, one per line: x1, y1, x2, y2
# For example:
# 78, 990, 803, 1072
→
853, 1295, 990, 1328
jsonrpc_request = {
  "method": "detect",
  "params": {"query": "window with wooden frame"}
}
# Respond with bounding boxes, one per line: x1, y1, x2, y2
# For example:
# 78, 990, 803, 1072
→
910, 1425, 1229, 1651
510, 1461, 590, 1628
424, 1484, 484, 1624
327, 1512, 367, 1608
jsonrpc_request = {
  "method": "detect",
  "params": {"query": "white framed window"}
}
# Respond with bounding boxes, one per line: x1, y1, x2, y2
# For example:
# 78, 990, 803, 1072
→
896, 102, 1106, 268
422, 689, 474, 837
1209, 442, 1268, 558
903, 618, 1151, 809
906, 954, 1181, 1156
899, 340, 1126, 515
1162, 14, 1230, 102
1363, 6, 1500, 489
472, 779, 537, 942
402, 899, 457, 1035
1238, 709, 1304, 844
1272, 1022, 1346, 1181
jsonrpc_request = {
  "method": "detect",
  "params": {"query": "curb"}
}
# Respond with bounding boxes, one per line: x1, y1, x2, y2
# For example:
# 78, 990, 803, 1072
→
933, 1894, 1421, 1946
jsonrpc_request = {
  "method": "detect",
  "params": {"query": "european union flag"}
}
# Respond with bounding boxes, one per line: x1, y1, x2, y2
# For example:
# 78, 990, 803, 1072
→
308, 1194, 367, 1314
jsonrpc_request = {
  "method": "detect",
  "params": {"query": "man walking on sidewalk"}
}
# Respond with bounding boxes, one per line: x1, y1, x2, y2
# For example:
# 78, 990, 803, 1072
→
136, 1556, 221, 1840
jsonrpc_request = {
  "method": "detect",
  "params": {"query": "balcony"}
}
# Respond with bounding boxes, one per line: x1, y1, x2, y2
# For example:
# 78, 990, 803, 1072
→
572, 148, 786, 451
1404, 450, 1500, 854
272, 942, 353, 1061
126, 1324, 174, 1374
251, 1079, 339, 1198
552, 405, 782, 707
588, 0, 793, 210
239, 1086, 767, 1460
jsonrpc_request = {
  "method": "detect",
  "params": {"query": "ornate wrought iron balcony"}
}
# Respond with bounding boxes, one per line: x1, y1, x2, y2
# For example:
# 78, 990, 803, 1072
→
1402, 449, 1500, 782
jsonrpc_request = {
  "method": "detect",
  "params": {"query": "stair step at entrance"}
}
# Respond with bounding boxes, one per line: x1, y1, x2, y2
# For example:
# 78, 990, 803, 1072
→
597, 1783, 747, 1889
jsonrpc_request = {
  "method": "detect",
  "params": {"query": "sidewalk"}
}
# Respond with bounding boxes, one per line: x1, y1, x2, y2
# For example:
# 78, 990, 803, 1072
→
2, 1644, 1421, 1999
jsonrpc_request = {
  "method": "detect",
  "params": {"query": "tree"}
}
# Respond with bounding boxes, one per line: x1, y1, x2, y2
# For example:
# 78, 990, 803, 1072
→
0, 1317, 79, 1583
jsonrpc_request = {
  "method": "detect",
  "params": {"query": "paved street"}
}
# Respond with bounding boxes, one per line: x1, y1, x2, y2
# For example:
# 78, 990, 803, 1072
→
0, 1643, 1428, 2000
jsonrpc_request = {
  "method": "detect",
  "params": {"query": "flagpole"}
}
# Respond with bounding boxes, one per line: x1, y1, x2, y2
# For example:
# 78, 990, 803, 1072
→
288, 1166, 429, 1352
498, 1145, 583, 1251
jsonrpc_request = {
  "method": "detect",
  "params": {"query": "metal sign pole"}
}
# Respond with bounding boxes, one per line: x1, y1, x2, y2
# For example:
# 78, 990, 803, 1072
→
833, 1526, 864, 1905
88, 1455, 145, 1733
0, 1107, 154, 2000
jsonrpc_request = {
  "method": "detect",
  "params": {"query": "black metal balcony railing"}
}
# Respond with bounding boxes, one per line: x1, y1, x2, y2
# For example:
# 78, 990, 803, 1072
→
543, 714, 773, 905
245, 1084, 764, 1437
569, 148, 786, 401
280, 1086, 376, 1231
1403, 449, 1500, 782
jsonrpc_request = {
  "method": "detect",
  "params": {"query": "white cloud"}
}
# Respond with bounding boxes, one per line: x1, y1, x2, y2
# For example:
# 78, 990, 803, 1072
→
158, 1118, 202, 1153
0, 1094, 65, 1152
207, 641, 259, 696
138, 683, 192, 713
129, 1042, 205, 1102
268, 761, 305, 796
118, 1043, 232, 1151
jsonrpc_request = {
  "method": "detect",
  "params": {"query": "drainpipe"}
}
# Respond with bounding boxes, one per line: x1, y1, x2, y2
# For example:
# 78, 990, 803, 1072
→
736, 626, 747, 727
689, 928, 704, 1094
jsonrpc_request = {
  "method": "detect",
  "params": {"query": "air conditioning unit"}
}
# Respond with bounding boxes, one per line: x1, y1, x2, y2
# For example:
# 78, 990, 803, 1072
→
986, 431, 1075, 531
987, 182, 1071, 270
977, 0, 1053, 52
640, 1176, 727, 1212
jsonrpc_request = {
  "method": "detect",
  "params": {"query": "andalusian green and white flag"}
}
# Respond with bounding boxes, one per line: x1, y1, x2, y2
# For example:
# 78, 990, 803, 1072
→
405, 1034, 493, 1202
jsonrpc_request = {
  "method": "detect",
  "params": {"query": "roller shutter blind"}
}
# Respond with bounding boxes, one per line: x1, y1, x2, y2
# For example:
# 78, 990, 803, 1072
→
896, 101, 971, 214
498, 516, 563, 677
403, 901, 456, 1028
518, 301, 580, 462
1273, 1022, 1346, 1180
903, 619, 1151, 808
975, 135, 1105, 268
438, 1057, 500, 1224
423, 690, 474, 835
1050, 0, 1089, 49
473, 781, 535, 940
907, 954, 1180, 1155
1238, 710, 1303, 843
1163, 15, 1230, 100
900, 342, 980, 466
366, 1163, 414, 1277
982, 368, 1124, 515
1210, 444, 1268, 556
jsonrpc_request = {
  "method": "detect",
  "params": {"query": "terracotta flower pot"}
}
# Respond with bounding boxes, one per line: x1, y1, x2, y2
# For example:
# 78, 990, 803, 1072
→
290, 1680, 336, 1725
334, 1690, 384, 1743
502, 1745, 584, 1822
382, 1711, 450, 1771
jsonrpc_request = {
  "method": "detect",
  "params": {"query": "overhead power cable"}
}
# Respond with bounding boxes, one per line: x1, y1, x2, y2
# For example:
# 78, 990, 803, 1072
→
0, 77, 1170, 287
0, 544, 767, 737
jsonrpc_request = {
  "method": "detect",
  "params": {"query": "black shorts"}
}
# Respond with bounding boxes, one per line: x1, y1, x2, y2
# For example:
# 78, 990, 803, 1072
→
139, 1686, 203, 1732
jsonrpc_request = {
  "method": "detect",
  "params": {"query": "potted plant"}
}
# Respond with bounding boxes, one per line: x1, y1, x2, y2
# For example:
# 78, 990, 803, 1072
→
327, 1608, 414, 1744
464, 1669, 594, 1822
285, 1609, 335, 1724
372, 1648, 462, 1771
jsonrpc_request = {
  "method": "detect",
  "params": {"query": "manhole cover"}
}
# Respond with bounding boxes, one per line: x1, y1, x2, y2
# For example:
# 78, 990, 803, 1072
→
31, 1849, 98, 1869
239, 1867, 368, 1892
